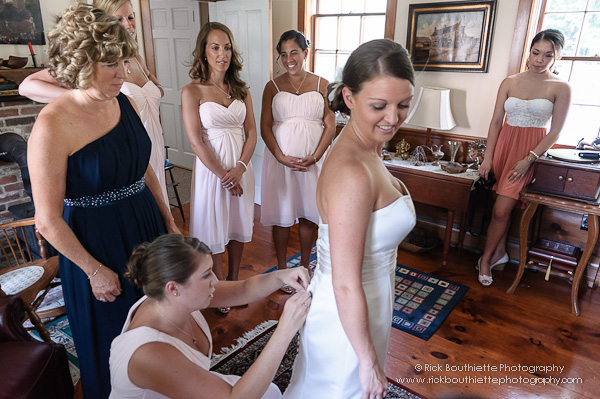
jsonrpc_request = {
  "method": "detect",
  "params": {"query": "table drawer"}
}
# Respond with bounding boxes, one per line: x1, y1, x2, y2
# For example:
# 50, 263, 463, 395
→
530, 159, 600, 204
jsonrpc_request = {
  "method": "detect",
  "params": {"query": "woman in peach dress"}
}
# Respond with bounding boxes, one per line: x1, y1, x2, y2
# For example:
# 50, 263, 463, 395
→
477, 29, 571, 287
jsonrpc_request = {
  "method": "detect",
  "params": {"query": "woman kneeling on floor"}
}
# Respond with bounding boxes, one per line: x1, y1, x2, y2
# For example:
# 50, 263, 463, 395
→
109, 234, 311, 399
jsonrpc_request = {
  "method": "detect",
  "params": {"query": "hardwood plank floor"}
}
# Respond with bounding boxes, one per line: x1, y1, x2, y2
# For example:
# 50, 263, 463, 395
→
176, 202, 600, 398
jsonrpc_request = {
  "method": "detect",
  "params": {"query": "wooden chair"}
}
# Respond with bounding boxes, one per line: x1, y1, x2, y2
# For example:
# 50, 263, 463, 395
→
165, 146, 185, 221
0, 217, 64, 342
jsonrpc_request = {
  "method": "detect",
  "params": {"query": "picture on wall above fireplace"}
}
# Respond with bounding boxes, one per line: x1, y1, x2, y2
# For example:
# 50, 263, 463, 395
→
407, 1, 496, 73
0, 0, 45, 45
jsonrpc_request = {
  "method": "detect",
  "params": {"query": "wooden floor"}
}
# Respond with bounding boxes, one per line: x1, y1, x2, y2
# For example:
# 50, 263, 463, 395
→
170, 203, 600, 398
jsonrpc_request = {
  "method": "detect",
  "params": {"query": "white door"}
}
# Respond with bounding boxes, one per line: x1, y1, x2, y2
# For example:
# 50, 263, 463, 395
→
209, 0, 272, 204
149, 0, 201, 168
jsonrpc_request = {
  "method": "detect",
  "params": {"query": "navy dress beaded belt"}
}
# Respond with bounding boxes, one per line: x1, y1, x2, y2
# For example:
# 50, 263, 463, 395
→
63, 177, 145, 207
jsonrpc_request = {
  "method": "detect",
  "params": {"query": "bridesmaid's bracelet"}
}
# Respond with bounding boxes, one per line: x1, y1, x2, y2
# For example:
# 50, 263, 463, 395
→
529, 150, 540, 159
88, 264, 103, 280
312, 154, 318, 164
237, 160, 248, 171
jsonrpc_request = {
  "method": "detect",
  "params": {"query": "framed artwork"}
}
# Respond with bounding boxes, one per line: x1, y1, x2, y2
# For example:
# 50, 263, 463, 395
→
0, 0, 45, 45
407, 1, 496, 72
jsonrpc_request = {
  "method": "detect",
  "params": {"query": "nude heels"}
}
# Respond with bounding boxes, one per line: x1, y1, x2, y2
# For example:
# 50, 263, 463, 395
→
476, 253, 510, 287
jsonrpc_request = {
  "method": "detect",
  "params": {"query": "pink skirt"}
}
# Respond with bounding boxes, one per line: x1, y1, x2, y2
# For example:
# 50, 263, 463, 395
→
492, 124, 546, 201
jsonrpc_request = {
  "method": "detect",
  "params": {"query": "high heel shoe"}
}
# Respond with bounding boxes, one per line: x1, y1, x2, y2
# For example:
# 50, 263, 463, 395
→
476, 253, 510, 287
280, 284, 294, 294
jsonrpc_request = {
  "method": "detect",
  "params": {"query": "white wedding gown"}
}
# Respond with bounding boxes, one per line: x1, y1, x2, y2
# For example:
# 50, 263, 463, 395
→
283, 186, 416, 399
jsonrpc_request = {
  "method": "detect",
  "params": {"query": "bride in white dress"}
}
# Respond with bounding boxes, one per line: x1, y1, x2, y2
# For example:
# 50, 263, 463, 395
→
283, 39, 417, 399
182, 22, 257, 314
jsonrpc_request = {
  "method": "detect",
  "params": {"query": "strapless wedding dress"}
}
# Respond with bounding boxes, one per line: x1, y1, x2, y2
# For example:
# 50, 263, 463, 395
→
283, 190, 416, 398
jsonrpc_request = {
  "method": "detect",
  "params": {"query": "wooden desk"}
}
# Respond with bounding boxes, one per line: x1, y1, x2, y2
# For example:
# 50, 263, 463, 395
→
506, 189, 600, 316
385, 160, 478, 266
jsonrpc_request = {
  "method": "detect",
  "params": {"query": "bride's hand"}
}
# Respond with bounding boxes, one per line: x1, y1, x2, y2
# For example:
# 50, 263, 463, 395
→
359, 361, 387, 399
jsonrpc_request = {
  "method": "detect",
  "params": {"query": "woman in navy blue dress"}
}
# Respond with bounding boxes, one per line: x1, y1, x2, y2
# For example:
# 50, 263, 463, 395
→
27, 4, 178, 398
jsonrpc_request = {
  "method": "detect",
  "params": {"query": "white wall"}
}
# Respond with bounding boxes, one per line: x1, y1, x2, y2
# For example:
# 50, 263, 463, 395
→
271, 0, 298, 78
395, 0, 520, 138
0, 0, 145, 67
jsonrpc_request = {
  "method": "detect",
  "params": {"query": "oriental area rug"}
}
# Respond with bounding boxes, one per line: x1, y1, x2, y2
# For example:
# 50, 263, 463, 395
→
210, 320, 425, 399
267, 249, 469, 341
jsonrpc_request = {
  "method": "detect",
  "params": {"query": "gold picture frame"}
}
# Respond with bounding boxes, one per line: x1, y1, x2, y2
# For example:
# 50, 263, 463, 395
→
407, 1, 497, 72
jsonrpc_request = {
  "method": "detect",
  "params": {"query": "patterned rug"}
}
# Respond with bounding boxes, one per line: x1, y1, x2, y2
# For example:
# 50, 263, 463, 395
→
210, 320, 425, 398
392, 265, 468, 340
31, 314, 80, 385
266, 249, 469, 341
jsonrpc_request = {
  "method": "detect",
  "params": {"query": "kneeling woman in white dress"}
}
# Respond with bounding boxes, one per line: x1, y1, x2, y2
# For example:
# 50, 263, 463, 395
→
109, 234, 312, 399
183, 22, 257, 313
283, 39, 417, 399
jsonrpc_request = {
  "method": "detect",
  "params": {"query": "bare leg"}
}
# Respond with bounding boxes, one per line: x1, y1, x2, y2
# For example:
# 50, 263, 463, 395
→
298, 218, 317, 268
273, 225, 290, 270
212, 252, 224, 280
479, 195, 518, 279
226, 240, 244, 281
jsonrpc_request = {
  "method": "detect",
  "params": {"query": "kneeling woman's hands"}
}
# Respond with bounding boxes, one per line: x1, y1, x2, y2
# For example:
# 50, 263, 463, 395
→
278, 291, 312, 338
277, 267, 310, 292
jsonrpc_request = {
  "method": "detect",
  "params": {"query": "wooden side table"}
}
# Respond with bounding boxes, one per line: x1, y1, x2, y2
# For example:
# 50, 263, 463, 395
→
506, 189, 600, 316
385, 160, 478, 267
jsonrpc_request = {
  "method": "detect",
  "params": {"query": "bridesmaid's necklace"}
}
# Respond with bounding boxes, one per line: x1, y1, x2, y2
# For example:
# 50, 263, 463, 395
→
287, 71, 307, 95
156, 306, 197, 344
209, 79, 231, 99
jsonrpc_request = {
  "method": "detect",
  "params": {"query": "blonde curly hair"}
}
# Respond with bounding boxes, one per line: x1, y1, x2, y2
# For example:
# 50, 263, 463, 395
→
92, 0, 131, 16
47, 2, 137, 90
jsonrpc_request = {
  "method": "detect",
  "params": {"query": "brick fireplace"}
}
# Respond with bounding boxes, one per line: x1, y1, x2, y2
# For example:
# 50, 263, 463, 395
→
0, 99, 45, 223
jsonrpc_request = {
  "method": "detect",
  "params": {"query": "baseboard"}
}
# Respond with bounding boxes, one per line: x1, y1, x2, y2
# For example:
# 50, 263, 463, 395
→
415, 217, 600, 288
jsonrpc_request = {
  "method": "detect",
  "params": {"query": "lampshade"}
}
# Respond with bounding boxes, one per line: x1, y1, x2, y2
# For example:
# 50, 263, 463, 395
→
405, 87, 456, 131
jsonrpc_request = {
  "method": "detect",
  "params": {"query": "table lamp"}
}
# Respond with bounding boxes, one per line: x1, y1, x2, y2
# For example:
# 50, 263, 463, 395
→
405, 87, 456, 147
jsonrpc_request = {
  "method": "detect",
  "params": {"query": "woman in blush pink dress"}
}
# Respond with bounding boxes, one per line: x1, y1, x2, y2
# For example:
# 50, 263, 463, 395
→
182, 22, 257, 314
260, 30, 335, 285
477, 29, 571, 287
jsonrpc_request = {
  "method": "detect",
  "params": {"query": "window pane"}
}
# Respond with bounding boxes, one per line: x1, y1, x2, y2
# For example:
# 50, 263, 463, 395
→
545, 0, 588, 12
339, 16, 361, 51
336, 52, 352, 80
556, 105, 600, 145
365, 0, 387, 13
363, 15, 385, 42
314, 51, 337, 82
569, 61, 600, 106
542, 13, 584, 56
577, 12, 600, 56
316, 17, 338, 50
318, 0, 341, 14
554, 60, 573, 80
589, 0, 600, 11
341, 0, 364, 14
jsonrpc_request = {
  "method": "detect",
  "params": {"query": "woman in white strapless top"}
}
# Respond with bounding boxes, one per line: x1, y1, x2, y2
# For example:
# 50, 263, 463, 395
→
283, 39, 417, 399
477, 29, 571, 287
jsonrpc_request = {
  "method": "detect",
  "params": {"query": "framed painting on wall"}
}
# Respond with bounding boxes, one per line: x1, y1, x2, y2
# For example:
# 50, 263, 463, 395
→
0, 0, 45, 45
407, 1, 496, 72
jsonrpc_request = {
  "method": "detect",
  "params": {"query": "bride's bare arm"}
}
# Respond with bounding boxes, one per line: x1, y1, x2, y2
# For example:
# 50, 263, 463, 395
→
324, 161, 388, 398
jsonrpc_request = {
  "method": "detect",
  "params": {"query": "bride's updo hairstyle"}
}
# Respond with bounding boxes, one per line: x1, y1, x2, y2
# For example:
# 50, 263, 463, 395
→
327, 39, 414, 116
125, 234, 211, 299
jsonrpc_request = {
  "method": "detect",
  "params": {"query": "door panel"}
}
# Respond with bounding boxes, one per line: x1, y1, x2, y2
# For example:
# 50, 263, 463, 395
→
210, 0, 272, 204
